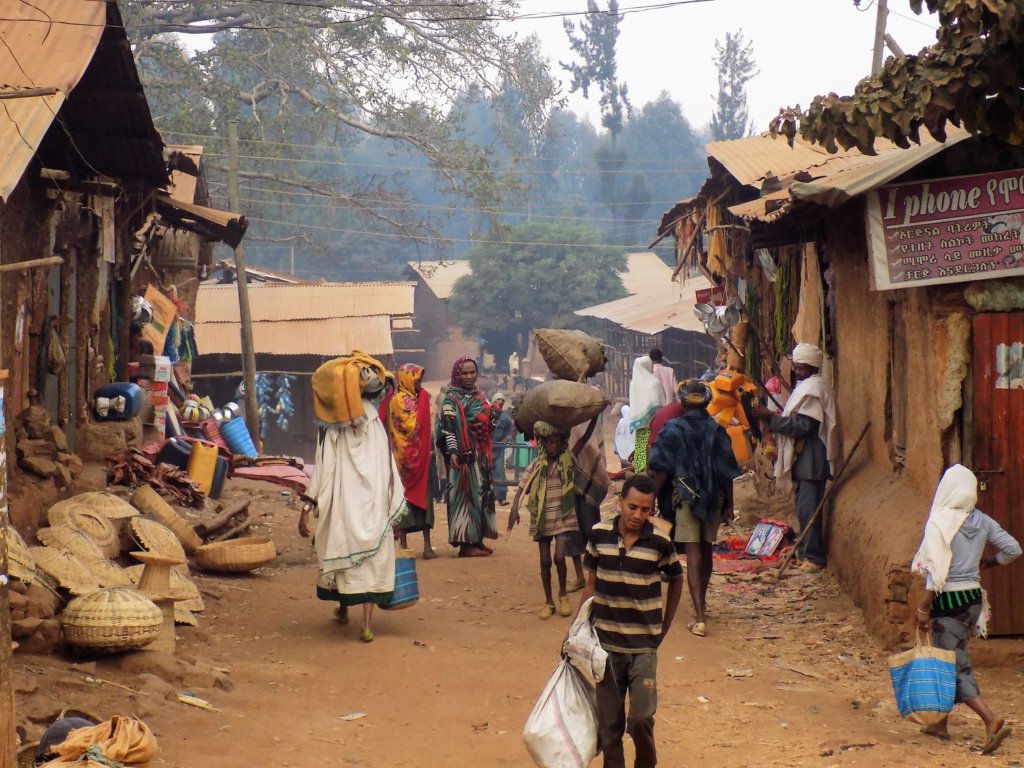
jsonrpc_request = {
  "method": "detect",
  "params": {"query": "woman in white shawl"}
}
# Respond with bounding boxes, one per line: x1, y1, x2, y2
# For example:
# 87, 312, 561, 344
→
911, 464, 1020, 753
613, 404, 635, 466
299, 355, 405, 643
628, 356, 667, 472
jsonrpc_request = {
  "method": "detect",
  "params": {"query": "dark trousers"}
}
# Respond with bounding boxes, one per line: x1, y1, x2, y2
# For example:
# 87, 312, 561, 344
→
595, 650, 658, 768
795, 478, 827, 566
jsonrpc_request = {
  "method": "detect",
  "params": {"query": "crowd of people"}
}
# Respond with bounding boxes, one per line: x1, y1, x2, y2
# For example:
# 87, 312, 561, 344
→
294, 343, 1018, 762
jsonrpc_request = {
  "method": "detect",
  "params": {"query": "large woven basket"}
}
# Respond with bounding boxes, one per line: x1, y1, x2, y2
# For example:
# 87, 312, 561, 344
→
84, 558, 134, 588
130, 486, 202, 553
3, 525, 36, 584
48, 507, 120, 558
61, 587, 163, 650
128, 518, 186, 562
48, 492, 138, 521
124, 562, 194, 602
37, 526, 105, 563
29, 547, 99, 596
194, 536, 276, 573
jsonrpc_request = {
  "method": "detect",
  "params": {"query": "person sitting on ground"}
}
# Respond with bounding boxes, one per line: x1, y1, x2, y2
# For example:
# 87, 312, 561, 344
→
568, 473, 683, 768
649, 347, 677, 403
507, 420, 593, 619
912, 464, 1020, 754
750, 343, 839, 573
34, 716, 97, 766
649, 379, 740, 638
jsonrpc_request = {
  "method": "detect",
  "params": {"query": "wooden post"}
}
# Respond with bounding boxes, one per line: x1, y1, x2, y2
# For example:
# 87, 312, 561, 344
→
0, 371, 16, 768
227, 121, 261, 449
871, 0, 889, 75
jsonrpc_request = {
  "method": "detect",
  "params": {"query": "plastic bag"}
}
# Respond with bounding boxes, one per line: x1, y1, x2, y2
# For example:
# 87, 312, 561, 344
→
887, 631, 956, 726
562, 597, 607, 682
523, 660, 599, 768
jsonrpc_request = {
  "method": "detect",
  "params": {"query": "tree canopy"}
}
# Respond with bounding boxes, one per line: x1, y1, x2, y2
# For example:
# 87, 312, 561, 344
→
710, 30, 758, 141
448, 223, 626, 353
769, 1, 1024, 154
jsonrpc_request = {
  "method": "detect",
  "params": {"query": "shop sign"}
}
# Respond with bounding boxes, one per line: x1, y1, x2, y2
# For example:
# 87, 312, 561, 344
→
866, 168, 1024, 290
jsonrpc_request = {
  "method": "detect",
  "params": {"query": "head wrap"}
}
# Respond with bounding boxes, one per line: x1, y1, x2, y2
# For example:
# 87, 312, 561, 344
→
912, 464, 978, 592
792, 343, 823, 368
678, 379, 712, 407
312, 352, 392, 427
492, 392, 506, 403
534, 420, 567, 438
614, 405, 635, 460
450, 356, 478, 389
628, 355, 667, 431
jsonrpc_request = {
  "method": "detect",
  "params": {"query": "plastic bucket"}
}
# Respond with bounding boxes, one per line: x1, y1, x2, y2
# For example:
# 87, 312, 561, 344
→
187, 441, 220, 494
382, 556, 418, 610
221, 417, 258, 458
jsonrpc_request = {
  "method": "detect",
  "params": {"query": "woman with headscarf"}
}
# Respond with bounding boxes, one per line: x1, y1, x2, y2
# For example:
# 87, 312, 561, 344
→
614, 404, 635, 468
440, 356, 499, 557
380, 364, 437, 560
299, 353, 404, 642
911, 464, 1020, 753
628, 355, 667, 473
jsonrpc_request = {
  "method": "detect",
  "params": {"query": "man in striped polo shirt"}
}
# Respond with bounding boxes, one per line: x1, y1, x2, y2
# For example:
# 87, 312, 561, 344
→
571, 474, 684, 768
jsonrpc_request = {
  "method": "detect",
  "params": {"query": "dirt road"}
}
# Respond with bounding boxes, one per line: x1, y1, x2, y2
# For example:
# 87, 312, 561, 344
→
14, 480, 1024, 767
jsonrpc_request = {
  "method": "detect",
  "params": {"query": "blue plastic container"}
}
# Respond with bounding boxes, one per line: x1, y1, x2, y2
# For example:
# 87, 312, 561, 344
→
382, 556, 419, 610
93, 383, 143, 421
220, 417, 258, 458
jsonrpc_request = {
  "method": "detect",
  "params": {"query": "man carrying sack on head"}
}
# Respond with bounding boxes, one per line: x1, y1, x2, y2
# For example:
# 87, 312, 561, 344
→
751, 343, 840, 573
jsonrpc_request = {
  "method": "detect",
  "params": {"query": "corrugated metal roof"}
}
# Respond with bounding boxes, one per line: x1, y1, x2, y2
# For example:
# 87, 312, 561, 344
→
706, 133, 863, 190
195, 316, 394, 357
621, 252, 673, 295
727, 127, 972, 222
407, 260, 472, 299
196, 282, 416, 323
575, 277, 713, 335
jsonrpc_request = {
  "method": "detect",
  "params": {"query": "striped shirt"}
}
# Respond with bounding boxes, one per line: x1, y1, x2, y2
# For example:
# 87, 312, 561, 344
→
584, 517, 683, 653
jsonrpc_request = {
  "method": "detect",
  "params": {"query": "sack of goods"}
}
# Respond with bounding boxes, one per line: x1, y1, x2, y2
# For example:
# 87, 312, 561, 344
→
887, 632, 957, 726
562, 597, 607, 683
514, 380, 609, 437
535, 329, 606, 382
523, 660, 599, 768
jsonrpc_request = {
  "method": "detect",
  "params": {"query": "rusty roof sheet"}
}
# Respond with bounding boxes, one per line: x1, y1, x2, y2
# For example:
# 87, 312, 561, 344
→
407, 260, 472, 299
621, 252, 673, 295
706, 134, 863, 190
196, 282, 415, 323
0, 0, 166, 202
195, 315, 394, 357
575, 277, 713, 335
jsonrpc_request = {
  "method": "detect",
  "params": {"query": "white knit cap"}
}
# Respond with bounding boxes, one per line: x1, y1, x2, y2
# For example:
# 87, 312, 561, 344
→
792, 343, 823, 367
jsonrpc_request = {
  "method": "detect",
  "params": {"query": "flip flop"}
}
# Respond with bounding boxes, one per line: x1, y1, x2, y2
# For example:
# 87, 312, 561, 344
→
687, 621, 707, 637
538, 604, 555, 620
981, 722, 1012, 755
558, 596, 572, 617
567, 580, 586, 594
360, 628, 375, 643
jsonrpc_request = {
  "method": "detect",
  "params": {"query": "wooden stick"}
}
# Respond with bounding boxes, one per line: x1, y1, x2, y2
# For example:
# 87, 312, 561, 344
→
776, 422, 871, 578
0, 257, 63, 272
209, 511, 266, 543
195, 499, 250, 536
84, 676, 150, 697
670, 190, 728, 281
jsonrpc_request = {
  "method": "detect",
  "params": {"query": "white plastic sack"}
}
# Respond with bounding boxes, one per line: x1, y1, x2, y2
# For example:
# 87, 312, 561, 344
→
562, 597, 607, 682
523, 660, 599, 768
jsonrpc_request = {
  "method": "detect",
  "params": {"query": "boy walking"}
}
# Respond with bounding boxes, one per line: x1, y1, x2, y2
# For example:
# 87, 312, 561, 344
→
571, 474, 684, 768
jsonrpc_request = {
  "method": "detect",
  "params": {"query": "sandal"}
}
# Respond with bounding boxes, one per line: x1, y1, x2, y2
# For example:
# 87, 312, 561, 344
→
538, 604, 555, 620
558, 596, 572, 617
687, 621, 707, 637
360, 628, 375, 643
981, 721, 1012, 755
798, 561, 824, 573
567, 580, 586, 594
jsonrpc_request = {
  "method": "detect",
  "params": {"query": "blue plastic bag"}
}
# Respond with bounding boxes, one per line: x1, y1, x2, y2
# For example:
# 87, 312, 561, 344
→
887, 632, 957, 726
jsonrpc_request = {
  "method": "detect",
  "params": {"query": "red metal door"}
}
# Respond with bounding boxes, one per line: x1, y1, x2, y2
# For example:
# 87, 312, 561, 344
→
972, 313, 1024, 635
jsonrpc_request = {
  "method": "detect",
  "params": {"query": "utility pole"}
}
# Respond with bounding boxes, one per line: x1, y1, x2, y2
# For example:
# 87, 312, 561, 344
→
871, 0, 889, 75
290, 246, 294, 276
227, 121, 261, 449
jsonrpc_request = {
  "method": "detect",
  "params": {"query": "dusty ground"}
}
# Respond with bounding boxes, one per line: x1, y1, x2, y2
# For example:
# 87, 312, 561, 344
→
13, 475, 1024, 768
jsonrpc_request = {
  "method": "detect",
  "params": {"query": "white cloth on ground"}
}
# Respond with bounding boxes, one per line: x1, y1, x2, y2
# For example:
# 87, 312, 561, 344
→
773, 373, 839, 494
628, 356, 667, 431
911, 464, 977, 593
614, 405, 635, 461
305, 398, 404, 599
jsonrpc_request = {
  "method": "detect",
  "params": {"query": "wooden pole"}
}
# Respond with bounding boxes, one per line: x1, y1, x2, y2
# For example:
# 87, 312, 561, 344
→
777, 422, 871, 578
871, 0, 889, 75
0, 372, 15, 768
227, 121, 261, 449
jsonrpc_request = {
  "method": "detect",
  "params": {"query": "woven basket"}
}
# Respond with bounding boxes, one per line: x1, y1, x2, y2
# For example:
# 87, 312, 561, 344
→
48, 507, 120, 558
37, 526, 106, 563
29, 547, 99, 596
130, 486, 202, 553
61, 587, 163, 650
3, 525, 36, 584
84, 559, 134, 588
174, 605, 198, 626
194, 536, 276, 573
48, 492, 138, 521
125, 563, 200, 605
128, 518, 186, 562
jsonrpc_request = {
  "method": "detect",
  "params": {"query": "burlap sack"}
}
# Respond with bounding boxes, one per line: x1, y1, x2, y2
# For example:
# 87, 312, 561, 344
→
535, 329, 606, 382
514, 381, 609, 436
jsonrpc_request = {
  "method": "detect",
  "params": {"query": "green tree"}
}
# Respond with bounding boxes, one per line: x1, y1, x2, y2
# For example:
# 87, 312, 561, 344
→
770, 2, 1024, 153
710, 30, 759, 140
449, 223, 626, 353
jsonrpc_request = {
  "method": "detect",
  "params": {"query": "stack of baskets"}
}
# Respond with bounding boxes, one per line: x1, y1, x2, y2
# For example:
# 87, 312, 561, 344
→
130, 486, 202, 553
61, 587, 163, 651
194, 536, 276, 573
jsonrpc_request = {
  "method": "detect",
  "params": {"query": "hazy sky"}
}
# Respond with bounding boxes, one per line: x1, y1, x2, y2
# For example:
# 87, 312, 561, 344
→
509, 0, 941, 132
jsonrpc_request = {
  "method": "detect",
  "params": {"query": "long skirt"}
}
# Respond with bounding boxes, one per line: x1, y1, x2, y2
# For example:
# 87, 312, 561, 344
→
396, 496, 434, 533
446, 457, 497, 546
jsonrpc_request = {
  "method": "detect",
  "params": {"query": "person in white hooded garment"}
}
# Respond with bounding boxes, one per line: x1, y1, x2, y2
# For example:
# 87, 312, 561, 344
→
751, 343, 839, 572
911, 464, 1019, 753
